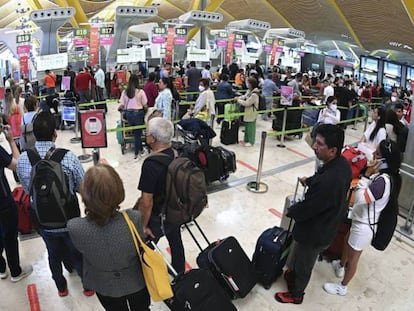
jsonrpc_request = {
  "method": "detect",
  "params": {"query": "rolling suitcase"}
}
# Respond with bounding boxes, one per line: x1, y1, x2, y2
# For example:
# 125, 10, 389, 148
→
252, 224, 292, 289
12, 186, 32, 234
220, 120, 239, 145
185, 220, 257, 299
201, 146, 225, 183
280, 178, 307, 230
151, 242, 237, 311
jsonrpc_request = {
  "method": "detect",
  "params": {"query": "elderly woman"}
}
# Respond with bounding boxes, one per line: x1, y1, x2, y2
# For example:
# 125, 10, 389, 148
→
68, 164, 149, 311
191, 78, 216, 127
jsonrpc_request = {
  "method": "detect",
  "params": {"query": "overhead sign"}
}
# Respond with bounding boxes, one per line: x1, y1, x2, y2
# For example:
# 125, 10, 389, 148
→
116, 48, 146, 63
187, 48, 210, 62
17, 45, 31, 55
80, 110, 107, 148
218, 31, 228, 39
153, 27, 166, 35
37, 53, 68, 71
73, 28, 89, 37
16, 34, 31, 44
99, 26, 114, 35
175, 28, 187, 36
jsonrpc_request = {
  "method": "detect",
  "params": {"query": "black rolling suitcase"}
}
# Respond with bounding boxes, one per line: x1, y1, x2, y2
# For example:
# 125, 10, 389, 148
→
201, 146, 225, 183
185, 220, 257, 299
252, 178, 305, 289
220, 120, 239, 145
151, 242, 237, 311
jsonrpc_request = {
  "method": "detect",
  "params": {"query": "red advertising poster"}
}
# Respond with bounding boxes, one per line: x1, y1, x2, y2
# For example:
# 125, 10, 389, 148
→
165, 26, 175, 64
225, 33, 235, 65
80, 110, 107, 148
20, 56, 29, 77
270, 40, 279, 66
89, 27, 99, 66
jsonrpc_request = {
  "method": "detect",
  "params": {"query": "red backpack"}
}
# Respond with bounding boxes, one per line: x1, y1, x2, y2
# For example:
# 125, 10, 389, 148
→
342, 146, 367, 179
12, 186, 32, 234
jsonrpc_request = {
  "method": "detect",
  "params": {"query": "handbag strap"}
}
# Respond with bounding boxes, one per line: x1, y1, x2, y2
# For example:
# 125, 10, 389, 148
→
122, 211, 149, 259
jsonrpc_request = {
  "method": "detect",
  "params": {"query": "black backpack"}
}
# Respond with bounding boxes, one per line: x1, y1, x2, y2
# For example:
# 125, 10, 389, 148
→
27, 148, 80, 229
149, 151, 208, 225
397, 125, 408, 153
252, 91, 266, 112
369, 174, 398, 251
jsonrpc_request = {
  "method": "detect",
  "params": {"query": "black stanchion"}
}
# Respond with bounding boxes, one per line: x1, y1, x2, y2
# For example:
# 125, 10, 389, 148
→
277, 107, 287, 148
247, 131, 268, 193
92, 148, 100, 166
70, 104, 81, 144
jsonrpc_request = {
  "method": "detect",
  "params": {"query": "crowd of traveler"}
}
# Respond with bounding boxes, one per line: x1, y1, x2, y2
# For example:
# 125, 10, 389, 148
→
0, 58, 410, 310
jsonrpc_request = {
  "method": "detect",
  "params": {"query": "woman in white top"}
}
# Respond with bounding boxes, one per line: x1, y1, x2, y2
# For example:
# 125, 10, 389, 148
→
192, 78, 216, 127
324, 140, 402, 296
361, 106, 386, 148
155, 77, 173, 121
317, 96, 340, 125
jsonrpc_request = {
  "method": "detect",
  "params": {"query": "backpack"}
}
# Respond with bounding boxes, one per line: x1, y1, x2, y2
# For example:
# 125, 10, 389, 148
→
341, 146, 368, 179
27, 148, 80, 229
12, 186, 32, 234
252, 91, 266, 112
150, 151, 208, 225
20, 116, 37, 151
369, 174, 398, 251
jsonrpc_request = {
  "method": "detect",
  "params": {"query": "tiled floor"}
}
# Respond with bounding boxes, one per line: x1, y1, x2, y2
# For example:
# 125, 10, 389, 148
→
1, 103, 414, 311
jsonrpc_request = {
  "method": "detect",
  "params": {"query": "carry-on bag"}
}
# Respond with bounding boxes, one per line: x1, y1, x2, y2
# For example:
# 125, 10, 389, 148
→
151, 242, 237, 311
200, 146, 225, 183
252, 224, 292, 289
220, 120, 239, 145
215, 146, 237, 174
12, 186, 32, 234
185, 220, 257, 299
280, 178, 307, 230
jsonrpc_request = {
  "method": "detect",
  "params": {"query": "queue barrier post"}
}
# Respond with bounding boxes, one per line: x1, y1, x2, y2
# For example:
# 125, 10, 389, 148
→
92, 148, 100, 166
70, 103, 81, 144
277, 107, 288, 148
352, 103, 359, 130
364, 102, 369, 132
247, 131, 268, 193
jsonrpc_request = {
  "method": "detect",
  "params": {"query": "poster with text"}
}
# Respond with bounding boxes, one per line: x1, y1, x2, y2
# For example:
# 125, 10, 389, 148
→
80, 110, 107, 148
280, 86, 294, 106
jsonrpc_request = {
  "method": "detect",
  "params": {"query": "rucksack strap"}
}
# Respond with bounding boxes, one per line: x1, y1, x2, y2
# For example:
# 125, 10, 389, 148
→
49, 148, 69, 163
27, 148, 42, 166
147, 149, 178, 167
27, 147, 68, 166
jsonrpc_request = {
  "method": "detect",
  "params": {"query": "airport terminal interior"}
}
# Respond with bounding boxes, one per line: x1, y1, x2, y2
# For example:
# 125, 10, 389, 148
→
1, 1, 414, 310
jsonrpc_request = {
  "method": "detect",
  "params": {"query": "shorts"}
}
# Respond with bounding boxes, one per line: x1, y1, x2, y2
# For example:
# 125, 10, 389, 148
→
348, 221, 374, 251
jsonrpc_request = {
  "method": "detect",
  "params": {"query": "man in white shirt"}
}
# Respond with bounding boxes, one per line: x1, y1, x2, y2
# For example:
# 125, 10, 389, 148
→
323, 80, 334, 104
94, 65, 106, 112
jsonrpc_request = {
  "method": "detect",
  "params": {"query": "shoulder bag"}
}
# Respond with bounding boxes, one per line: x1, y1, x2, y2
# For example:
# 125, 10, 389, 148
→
122, 211, 173, 301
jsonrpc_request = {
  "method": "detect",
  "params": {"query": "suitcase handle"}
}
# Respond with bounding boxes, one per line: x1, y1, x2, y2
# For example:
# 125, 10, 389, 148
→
149, 240, 178, 277
184, 219, 211, 252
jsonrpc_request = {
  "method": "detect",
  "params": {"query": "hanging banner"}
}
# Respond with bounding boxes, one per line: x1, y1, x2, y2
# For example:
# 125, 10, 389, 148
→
165, 26, 175, 64
89, 27, 99, 66
152, 27, 166, 44
216, 39, 227, 47
74, 38, 88, 47
225, 32, 235, 64
270, 39, 279, 66
19, 56, 29, 77
263, 38, 273, 53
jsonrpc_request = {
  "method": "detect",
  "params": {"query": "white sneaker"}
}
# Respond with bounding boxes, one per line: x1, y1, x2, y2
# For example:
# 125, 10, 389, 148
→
244, 143, 253, 147
332, 260, 345, 278
323, 282, 347, 296
0, 270, 8, 279
11, 265, 33, 283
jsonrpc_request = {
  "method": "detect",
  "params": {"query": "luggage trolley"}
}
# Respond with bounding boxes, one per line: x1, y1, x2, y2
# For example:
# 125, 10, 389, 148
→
116, 114, 135, 154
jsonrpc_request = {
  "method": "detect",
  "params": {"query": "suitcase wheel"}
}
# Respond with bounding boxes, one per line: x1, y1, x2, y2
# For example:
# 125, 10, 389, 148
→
219, 174, 229, 182
263, 283, 272, 290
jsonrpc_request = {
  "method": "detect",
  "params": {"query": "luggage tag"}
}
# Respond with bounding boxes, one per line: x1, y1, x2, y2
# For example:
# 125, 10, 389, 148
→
225, 275, 240, 292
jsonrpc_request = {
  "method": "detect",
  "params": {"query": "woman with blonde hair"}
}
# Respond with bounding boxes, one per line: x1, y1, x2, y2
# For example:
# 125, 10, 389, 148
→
68, 164, 149, 311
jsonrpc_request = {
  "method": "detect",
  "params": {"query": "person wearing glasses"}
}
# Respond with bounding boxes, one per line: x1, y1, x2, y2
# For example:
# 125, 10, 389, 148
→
324, 139, 402, 296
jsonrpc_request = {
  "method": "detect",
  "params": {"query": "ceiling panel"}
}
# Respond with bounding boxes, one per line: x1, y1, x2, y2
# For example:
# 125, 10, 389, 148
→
337, 0, 414, 53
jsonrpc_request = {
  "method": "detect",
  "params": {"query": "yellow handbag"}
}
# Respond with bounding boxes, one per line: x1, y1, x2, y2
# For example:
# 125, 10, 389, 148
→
122, 211, 173, 302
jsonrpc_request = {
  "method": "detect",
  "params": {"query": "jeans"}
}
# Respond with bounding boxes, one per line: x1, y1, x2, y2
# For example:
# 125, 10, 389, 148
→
287, 240, 328, 296
125, 110, 145, 156
39, 230, 83, 291
147, 214, 185, 274
96, 287, 150, 311
0, 202, 21, 277
78, 90, 91, 104
346, 106, 356, 125
262, 98, 273, 120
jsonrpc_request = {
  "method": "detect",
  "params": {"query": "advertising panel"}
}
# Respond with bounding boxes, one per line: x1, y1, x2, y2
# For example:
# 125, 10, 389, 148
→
80, 110, 107, 148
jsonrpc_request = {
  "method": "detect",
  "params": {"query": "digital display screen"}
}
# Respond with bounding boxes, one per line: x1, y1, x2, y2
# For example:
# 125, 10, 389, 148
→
360, 56, 378, 72
406, 67, 414, 80
383, 61, 401, 77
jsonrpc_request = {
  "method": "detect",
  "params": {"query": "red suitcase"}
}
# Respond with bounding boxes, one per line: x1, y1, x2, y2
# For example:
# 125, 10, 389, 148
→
12, 187, 32, 234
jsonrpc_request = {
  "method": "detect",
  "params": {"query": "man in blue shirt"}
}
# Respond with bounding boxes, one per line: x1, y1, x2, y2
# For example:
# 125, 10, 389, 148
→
17, 111, 90, 297
262, 74, 279, 120
0, 125, 33, 282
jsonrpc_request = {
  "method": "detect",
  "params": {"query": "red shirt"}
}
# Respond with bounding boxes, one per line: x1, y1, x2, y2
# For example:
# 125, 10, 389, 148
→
44, 73, 56, 88
75, 72, 95, 92
143, 81, 159, 107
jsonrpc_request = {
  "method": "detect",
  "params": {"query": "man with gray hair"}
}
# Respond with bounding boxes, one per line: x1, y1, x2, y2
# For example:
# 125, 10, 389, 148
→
134, 117, 185, 273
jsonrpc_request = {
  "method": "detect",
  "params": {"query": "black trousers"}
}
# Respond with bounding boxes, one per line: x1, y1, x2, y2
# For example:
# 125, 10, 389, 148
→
96, 287, 150, 311
0, 202, 21, 277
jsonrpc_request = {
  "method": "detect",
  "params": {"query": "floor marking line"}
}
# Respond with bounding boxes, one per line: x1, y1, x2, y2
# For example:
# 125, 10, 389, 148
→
27, 284, 41, 311
269, 208, 283, 219
236, 159, 258, 172
286, 147, 310, 159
